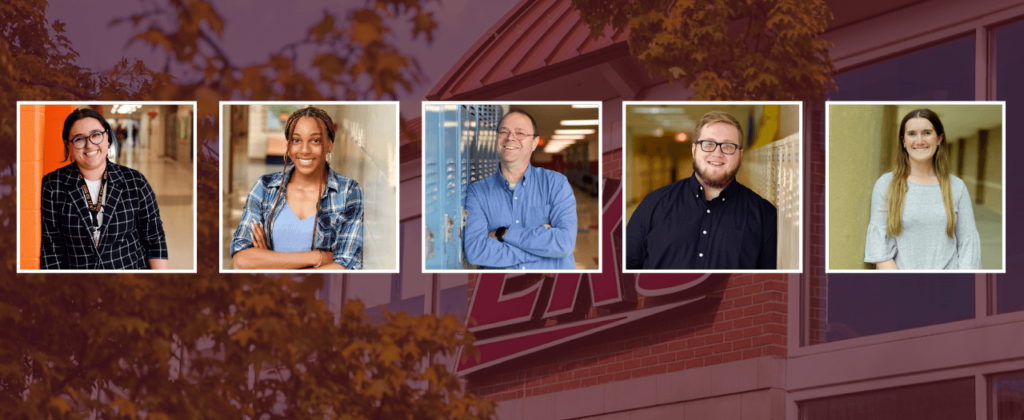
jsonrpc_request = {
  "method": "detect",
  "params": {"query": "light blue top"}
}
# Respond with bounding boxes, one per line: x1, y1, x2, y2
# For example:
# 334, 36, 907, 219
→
231, 163, 364, 269
464, 164, 577, 270
864, 172, 981, 270
271, 201, 316, 252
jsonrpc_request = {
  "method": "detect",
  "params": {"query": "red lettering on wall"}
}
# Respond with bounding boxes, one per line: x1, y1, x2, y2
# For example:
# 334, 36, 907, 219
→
467, 274, 545, 332
457, 180, 721, 375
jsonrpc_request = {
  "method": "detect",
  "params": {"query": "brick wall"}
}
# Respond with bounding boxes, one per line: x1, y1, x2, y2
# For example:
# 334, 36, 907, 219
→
465, 274, 788, 402
462, 145, 790, 403
603, 149, 622, 180
806, 100, 828, 345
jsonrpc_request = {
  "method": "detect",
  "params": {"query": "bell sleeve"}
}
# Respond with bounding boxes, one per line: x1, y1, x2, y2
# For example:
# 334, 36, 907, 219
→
953, 181, 982, 269
864, 175, 897, 264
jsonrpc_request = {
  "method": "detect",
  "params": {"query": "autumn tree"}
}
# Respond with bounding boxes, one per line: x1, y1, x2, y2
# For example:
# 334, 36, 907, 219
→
0, 277, 494, 419
2, 1, 492, 418
572, 0, 837, 100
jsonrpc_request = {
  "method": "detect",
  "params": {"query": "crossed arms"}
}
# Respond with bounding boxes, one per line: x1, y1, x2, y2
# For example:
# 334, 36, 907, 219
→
463, 178, 577, 268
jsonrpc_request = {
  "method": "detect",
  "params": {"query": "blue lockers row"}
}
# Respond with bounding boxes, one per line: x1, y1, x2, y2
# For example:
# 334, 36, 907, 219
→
423, 104, 503, 269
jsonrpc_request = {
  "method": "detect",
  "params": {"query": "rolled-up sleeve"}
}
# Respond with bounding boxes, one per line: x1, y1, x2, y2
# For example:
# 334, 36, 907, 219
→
865, 175, 897, 263
231, 180, 267, 257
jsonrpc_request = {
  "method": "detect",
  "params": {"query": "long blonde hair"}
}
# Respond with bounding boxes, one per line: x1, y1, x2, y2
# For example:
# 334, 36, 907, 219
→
886, 108, 955, 239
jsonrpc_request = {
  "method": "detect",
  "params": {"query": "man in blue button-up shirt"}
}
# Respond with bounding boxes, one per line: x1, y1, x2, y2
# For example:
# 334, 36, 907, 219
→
464, 110, 577, 270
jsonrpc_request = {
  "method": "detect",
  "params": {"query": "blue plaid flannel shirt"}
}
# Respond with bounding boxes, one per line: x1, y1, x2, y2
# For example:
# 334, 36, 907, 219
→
231, 164, 363, 269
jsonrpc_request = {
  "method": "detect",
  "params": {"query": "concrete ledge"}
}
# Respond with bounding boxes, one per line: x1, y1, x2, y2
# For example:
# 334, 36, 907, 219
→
494, 356, 786, 420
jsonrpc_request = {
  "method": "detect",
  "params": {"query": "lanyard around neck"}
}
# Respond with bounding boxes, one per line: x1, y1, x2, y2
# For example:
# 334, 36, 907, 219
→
81, 167, 108, 213
81, 167, 108, 247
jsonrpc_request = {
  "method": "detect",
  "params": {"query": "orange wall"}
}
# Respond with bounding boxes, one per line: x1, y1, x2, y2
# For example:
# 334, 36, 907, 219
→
20, 104, 75, 270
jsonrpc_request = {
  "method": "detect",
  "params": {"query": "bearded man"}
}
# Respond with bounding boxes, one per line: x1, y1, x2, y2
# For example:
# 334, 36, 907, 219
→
625, 110, 777, 269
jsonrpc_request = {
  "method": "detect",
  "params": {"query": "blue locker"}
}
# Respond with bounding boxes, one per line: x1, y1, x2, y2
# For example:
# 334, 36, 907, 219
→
424, 105, 502, 269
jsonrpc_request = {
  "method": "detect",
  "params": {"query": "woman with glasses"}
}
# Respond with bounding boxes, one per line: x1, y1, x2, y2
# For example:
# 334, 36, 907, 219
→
230, 106, 363, 270
40, 108, 168, 269
865, 109, 981, 270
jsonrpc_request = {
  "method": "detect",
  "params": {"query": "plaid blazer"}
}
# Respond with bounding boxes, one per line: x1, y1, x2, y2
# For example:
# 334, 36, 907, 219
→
40, 162, 168, 269
230, 163, 363, 269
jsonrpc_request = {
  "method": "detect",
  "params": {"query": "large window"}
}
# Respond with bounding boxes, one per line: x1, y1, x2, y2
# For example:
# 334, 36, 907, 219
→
801, 378, 975, 420
828, 35, 975, 101
811, 35, 979, 345
993, 20, 1024, 315
810, 277, 975, 343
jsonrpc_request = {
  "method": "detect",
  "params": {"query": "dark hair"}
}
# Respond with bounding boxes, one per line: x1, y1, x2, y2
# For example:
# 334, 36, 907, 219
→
898, 108, 945, 140
267, 106, 337, 250
61, 108, 113, 162
502, 109, 539, 136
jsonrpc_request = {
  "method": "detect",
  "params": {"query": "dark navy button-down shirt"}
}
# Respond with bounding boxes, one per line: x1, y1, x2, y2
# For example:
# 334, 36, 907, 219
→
464, 164, 577, 270
626, 173, 777, 270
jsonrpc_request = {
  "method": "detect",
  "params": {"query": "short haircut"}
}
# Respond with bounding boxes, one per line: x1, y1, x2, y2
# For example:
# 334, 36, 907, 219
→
502, 109, 539, 136
61, 107, 114, 162
694, 111, 744, 146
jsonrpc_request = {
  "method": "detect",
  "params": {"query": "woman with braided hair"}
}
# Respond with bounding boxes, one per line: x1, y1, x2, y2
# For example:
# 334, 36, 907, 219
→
231, 106, 364, 270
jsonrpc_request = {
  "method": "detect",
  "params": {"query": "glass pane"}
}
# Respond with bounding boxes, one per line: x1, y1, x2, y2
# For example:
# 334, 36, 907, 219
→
829, 35, 975, 101
997, 279, 1024, 314
801, 378, 974, 420
994, 370, 1024, 420
809, 277, 974, 344
811, 35, 978, 345
995, 20, 1024, 101
995, 20, 1024, 310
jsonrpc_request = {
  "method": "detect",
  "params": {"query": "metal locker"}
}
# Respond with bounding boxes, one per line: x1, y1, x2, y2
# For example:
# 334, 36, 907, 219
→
424, 105, 442, 267
424, 104, 502, 270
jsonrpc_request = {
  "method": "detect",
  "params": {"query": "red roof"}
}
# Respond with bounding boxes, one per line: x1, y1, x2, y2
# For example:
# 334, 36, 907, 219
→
399, 116, 421, 163
427, 0, 629, 100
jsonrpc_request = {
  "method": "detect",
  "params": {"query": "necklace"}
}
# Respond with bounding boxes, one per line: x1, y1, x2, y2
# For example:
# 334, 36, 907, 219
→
80, 167, 108, 247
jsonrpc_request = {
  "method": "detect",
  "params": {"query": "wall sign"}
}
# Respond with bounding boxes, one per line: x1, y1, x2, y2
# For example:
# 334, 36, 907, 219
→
455, 179, 723, 375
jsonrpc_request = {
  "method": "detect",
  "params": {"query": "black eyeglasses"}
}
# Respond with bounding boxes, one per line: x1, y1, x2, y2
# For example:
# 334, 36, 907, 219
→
497, 129, 537, 141
70, 131, 107, 149
695, 140, 740, 155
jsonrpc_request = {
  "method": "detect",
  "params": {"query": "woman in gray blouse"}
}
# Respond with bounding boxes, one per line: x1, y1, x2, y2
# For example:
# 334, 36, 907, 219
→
865, 109, 981, 270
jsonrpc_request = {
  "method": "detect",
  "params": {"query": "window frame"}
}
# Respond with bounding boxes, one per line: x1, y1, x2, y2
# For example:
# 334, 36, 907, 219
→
791, 2, 1024, 418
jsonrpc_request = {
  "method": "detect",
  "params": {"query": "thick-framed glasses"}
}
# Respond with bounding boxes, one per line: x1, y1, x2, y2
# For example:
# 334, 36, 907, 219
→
696, 140, 740, 155
497, 129, 537, 141
70, 131, 107, 149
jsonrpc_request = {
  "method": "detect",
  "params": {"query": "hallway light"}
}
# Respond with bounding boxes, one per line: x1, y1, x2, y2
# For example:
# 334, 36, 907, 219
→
555, 129, 595, 135
551, 135, 584, 140
544, 139, 576, 153
571, 104, 600, 108
631, 107, 686, 114
560, 119, 599, 126
112, 104, 142, 114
